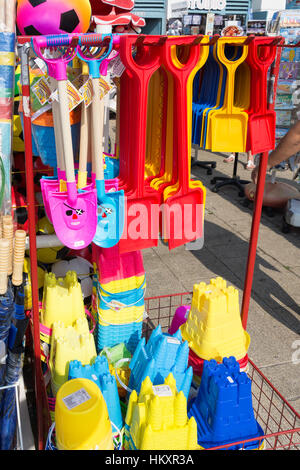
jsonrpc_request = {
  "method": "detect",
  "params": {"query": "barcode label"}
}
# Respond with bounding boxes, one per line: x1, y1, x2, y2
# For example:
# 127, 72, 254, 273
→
152, 385, 173, 397
62, 388, 91, 410
167, 337, 181, 345
184, 309, 190, 319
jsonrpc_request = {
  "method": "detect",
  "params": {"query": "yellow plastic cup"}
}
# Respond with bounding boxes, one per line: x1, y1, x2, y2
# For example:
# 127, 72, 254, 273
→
55, 378, 114, 450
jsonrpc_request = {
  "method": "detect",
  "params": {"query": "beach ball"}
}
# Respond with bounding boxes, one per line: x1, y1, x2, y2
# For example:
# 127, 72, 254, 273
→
35, 217, 70, 264
17, 0, 92, 36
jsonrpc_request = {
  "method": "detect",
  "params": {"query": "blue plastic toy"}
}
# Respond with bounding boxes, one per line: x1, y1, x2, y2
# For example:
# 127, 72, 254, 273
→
68, 355, 123, 430
188, 357, 265, 450
128, 325, 193, 399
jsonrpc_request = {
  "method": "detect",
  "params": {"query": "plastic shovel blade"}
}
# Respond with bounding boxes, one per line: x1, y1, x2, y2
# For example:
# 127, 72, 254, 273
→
118, 192, 161, 254
248, 111, 276, 154
48, 188, 98, 250
93, 180, 125, 249
163, 186, 204, 250
40, 178, 60, 223
211, 112, 248, 153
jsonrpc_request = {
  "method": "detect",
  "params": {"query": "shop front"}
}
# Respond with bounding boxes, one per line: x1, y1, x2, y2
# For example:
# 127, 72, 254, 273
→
132, 0, 168, 34
167, 0, 251, 35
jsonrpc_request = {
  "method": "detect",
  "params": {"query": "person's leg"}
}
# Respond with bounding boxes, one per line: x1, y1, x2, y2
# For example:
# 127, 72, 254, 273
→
246, 151, 255, 170
224, 153, 235, 163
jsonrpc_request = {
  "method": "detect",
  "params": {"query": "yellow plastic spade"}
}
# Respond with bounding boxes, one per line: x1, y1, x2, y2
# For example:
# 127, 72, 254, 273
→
207, 37, 249, 153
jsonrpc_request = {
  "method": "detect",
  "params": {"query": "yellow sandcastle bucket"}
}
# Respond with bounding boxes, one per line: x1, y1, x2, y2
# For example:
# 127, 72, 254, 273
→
55, 378, 114, 450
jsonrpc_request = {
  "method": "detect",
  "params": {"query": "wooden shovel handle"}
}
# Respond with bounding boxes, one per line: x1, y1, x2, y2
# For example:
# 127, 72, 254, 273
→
57, 80, 75, 183
91, 77, 105, 181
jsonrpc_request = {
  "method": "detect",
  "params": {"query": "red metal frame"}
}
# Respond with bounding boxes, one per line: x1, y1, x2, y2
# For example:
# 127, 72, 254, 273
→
17, 36, 299, 449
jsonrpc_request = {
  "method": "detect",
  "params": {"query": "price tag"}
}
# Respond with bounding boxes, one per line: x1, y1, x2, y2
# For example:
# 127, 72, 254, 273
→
167, 337, 181, 345
31, 77, 52, 106
99, 77, 112, 99
152, 385, 173, 397
62, 388, 91, 410
72, 74, 93, 107
111, 55, 125, 78
51, 80, 84, 112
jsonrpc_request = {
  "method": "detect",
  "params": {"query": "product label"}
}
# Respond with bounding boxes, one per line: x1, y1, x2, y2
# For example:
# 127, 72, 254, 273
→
31, 77, 52, 106
51, 80, 84, 112
184, 309, 190, 319
62, 388, 91, 410
99, 77, 112, 100
152, 385, 173, 397
111, 55, 125, 77
167, 337, 181, 345
72, 74, 93, 107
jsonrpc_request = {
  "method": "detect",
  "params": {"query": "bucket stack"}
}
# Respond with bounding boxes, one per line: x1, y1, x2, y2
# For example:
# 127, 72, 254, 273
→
188, 357, 265, 450
180, 277, 250, 385
93, 244, 146, 354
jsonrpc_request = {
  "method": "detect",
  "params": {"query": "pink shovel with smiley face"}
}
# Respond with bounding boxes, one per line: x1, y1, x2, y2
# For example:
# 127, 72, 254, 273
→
32, 35, 98, 250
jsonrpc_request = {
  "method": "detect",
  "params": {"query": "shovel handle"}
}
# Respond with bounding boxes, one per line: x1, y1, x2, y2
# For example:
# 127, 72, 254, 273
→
163, 39, 207, 192
77, 35, 113, 79
31, 36, 78, 81
119, 35, 161, 73
91, 77, 105, 182
119, 35, 161, 196
79, 33, 120, 47
217, 38, 248, 115
57, 80, 76, 186
78, 102, 88, 189
247, 38, 278, 114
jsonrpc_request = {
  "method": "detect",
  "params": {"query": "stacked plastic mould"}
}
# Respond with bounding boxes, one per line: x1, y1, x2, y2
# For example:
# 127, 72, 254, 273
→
40, 271, 88, 364
93, 245, 146, 354
49, 319, 97, 396
128, 325, 193, 399
188, 357, 265, 450
180, 277, 250, 382
125, 375, 199, 450
68, 355, 123, 431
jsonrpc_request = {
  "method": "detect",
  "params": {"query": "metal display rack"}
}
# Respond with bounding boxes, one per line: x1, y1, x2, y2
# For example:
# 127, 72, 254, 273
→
16, 34, 300, 450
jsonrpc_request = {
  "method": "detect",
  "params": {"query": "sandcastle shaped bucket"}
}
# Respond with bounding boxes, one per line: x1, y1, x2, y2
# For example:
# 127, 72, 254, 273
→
181, 277, 250, 363
188, 357, 265, 450
49, 320, 97, 396
125, 374, 199, 450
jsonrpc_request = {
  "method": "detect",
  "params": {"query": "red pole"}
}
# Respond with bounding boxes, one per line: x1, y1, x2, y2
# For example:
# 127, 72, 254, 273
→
241, 151, 269, 329
18, 42, 45, 450
241, 40, 283, 330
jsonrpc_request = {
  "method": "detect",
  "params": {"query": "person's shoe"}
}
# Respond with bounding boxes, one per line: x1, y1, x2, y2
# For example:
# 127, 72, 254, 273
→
246, 160, 256, 170
223, 154, 235, 163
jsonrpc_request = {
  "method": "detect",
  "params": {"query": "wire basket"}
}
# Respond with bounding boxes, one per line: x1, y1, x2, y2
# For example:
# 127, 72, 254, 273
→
143, 292, 300, 451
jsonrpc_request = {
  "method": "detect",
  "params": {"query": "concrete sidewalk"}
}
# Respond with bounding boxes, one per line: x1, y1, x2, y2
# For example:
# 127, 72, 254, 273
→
143, 149, 300, 413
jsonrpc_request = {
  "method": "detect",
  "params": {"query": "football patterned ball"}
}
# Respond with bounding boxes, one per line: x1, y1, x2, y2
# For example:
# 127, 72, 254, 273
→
17, 0, 92, 36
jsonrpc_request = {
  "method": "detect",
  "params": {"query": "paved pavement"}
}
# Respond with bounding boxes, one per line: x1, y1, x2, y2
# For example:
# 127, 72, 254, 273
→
143, 148, 300, 413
